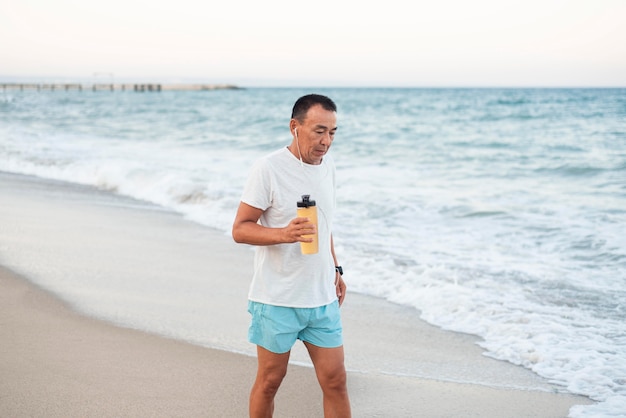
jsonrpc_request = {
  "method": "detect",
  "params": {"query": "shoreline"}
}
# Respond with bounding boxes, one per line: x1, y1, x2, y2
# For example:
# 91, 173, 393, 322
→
1, 265, 593, 417
0, 171, 593, 416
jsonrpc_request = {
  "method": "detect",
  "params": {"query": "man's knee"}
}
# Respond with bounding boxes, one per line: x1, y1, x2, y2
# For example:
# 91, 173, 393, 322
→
318, 365, 348, 393
257, 367, 288, 396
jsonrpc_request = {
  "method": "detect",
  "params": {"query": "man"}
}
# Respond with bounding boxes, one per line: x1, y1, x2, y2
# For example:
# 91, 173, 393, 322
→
232, 94, 351, 418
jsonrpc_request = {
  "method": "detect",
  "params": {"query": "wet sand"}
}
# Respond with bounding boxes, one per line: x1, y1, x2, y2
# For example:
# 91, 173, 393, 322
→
0, 172, 592, 417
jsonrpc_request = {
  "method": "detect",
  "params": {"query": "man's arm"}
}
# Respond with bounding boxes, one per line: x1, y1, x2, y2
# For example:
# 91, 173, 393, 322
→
232, 202, 316, 246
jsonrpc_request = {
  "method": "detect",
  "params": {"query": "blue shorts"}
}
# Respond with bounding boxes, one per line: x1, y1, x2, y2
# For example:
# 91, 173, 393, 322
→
247, 300, 343, 354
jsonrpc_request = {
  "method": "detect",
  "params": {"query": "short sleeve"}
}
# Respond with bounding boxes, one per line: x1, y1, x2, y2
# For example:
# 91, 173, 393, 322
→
240, 157, 273, 211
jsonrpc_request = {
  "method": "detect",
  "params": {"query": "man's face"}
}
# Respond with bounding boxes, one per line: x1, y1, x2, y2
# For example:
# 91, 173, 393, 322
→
293, 104, 337, 165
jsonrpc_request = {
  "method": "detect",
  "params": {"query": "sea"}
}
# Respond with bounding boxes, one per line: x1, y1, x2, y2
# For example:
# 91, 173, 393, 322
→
1, 87, 625, 417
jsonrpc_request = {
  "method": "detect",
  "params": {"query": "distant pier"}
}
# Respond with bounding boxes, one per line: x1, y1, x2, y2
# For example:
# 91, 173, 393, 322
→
0, 83, 242, 92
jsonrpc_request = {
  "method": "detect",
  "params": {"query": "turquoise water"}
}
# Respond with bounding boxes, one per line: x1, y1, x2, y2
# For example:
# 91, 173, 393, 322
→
1, 87, 625, 416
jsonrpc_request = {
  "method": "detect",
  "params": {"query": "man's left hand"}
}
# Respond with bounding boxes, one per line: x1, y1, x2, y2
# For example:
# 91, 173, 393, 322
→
335, 273, 346, 306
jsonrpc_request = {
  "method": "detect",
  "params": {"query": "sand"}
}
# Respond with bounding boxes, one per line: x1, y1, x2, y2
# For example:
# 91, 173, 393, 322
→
0, 172, 593, 417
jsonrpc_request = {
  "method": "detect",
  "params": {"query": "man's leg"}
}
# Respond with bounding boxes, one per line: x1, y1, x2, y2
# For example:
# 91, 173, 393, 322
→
250, 345, 291, 418
304, 342, 351, 418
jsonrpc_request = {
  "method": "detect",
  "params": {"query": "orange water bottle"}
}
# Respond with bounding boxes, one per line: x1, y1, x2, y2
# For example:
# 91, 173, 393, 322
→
296, 195, 318, 254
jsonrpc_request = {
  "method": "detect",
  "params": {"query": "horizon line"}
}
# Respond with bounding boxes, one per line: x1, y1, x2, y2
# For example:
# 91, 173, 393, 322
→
1, 76, 625, 90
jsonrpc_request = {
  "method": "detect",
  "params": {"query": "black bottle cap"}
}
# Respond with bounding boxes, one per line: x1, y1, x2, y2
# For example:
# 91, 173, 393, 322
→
297, 194, 316, 208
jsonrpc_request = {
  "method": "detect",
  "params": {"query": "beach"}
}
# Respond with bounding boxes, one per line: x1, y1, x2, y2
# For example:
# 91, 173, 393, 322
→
0, 172, 593, 417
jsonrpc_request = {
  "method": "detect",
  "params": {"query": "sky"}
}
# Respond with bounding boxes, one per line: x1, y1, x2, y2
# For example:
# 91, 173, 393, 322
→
1, 0, 625, 87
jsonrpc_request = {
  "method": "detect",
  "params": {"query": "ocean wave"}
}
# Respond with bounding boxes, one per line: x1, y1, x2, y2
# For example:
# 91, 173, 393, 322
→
534, 164, 608, 177
458, 210, 509, 218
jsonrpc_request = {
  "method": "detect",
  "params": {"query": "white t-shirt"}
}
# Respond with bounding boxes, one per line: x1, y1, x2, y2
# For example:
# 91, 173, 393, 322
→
241, 147, 337, 308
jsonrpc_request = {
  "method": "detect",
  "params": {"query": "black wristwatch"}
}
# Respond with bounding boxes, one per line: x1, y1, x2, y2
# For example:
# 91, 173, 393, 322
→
335, 266, 343, 276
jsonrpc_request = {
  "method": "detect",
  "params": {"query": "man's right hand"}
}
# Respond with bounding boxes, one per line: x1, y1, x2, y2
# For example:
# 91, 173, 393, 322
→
283, 217, 317, 243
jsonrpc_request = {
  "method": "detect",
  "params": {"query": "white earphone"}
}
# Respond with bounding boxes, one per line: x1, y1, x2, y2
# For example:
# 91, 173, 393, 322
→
294, 127, 304, 166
